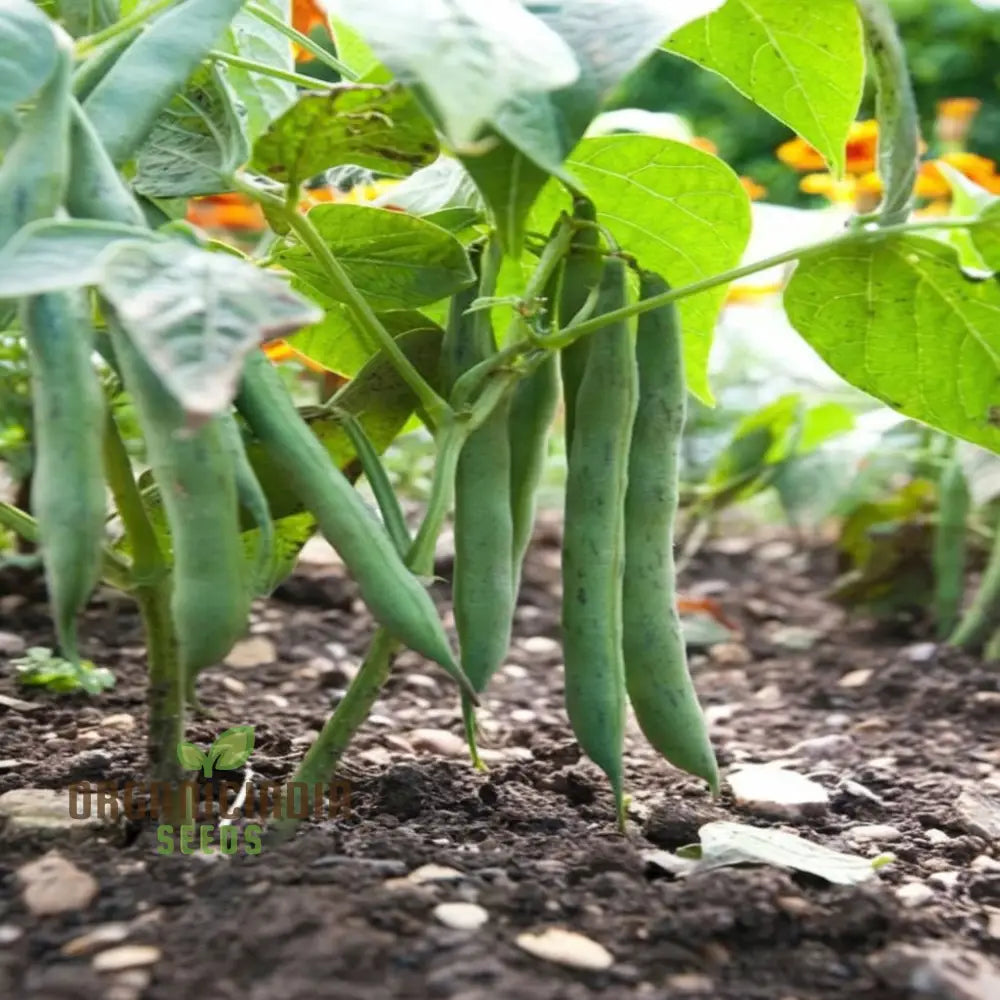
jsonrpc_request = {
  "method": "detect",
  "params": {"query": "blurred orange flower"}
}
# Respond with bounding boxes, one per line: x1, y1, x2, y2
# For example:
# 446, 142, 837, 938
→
292, 0, 329, 59
185, 193, 265, 231
262, 338, 328, 373
916, 152, 1000, 198
739, 176, 767, 200
690, 136, 719, 156
778, 120, 881, 175
936, 97, 982, 146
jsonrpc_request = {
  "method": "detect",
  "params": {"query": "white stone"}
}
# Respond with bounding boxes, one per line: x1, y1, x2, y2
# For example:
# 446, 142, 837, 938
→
0, 630, 26, 656
101, 713, 136, 732
224, 636, 276, 669
92, 945, 162, 972
728, 765, 828, 818
61, 923, 131, 956
404, 864, 465, 885
433, 902, 488, 930
0, 787, 107, 836
409, 728, 467, 757
515, 928, 613, 971
925, 828, 952, 845
0, 925, 23, 945
18, 852, 98, 915
895, 882, 935, 908
838, 668, 873, 688
845, 824, 903, 844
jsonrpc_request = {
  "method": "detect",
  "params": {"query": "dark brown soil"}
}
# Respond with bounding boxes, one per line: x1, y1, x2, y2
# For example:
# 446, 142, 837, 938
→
2, 521, 1000, 1000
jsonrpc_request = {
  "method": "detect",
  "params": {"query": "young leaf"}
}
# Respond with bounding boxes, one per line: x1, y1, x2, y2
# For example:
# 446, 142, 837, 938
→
0, 0, 58, 114
97, 239, 323, 419
973, 200, 1000, 271
274, 204, 475, 311
665, 0, 865, 176
785, 235, 1000, 455
251, 83, 439, 192
210, 725, 255, 770
459, 0, 725, 250
323, 0, 580, 149
219, 0, 298, 144
533, 135, 751, 403
176, 741, 208, 771
133, 65, 250, 198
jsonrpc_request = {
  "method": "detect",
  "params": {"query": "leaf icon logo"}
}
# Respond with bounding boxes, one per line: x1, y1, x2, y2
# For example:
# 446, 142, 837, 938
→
176, 725, 255, 777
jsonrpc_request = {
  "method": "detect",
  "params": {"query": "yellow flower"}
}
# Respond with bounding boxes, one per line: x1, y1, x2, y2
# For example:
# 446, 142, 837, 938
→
916, 152, 1000, 198
778, 120, 881, 175
936, 97, 982, 146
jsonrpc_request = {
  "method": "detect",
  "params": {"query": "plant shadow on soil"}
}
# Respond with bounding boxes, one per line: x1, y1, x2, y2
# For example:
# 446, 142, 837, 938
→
1, 516, 1000, 1000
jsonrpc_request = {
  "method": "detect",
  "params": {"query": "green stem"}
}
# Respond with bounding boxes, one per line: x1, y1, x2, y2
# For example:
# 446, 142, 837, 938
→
208, 50, 331, 89
245, 2, 358, 80
949, 518, 1000, 655
137, 581, 185, 785
857, 0, 920, 227
75, 0, 177, 56
102, 410, 166, 585
933, 439, 969, 639
548, 217, 980, 348
0, 501, 133, 591
235, 176, 450, 428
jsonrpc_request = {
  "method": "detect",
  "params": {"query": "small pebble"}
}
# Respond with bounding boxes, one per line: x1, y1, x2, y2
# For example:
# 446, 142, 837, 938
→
666, 973, 716, 994
838, 668, 873, 688
924, 828, 952, 845
404, 864, 465, 885
895, 882, 935, 908
0, 924, 23, 945
18, 852, 98, 915
515, 927, 613, 971
92, 945, 161, 972
409, 729, 466, 757
220, 676, 247, 695
101, 713, 136, 732
61, 923, 131, 956
0, 630, 26, 656
433, 902, 489, 930
728, 765, 828, 819
709, 642, 752, 666
224, 636, 276, 669
845, 824, 903, 844
928, 871, 960, 891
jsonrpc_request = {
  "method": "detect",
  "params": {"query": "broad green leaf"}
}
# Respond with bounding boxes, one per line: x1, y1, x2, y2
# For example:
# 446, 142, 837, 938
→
275, 204, 475, 311
98, 240, 322, 418
665, 0, 864, 175
248, 324, 444, 520
533, 135, 751, 402
251, 83, 438, 191
926, 163, 997, 271
324, 0, 579, 149
460, 0, 724, 250
220, 0, 297, 144
134, 65, 250, 198
785, 235, 1000, 454
973, 200, 1000, 271
0, 219, 159, 298
211, 725, 255, 770
0, 0, 58, 113
288, 305, 442, 379
176, 742, 207, 770
241, 510, 316, 594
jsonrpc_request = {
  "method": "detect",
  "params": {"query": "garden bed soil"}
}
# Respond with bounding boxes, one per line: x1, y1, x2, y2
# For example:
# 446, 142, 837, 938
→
2, 519, 1000, 1000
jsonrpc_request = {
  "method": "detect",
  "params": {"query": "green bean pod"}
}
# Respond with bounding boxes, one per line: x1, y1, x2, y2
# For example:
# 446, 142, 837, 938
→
557, 197, 604, 453
442, 241, 515, 757
66, 99, 146, 228
0, 38, 72, 249
623, 272, 719, 792
236, 351, 475, 699
561, 256, 636, 822
108, 316, 250, 677
82, 0, 247, 165
220, 412, 276, 598
22, 292, 107, 678
508, 351, 559, 597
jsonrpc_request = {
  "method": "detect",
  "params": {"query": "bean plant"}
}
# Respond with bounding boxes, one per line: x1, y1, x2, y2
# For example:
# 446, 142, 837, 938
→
1, 0, 999, 829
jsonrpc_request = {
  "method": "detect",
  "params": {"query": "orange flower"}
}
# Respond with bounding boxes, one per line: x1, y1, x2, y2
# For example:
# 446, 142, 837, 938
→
916, 152, 1000, 198
292, 0, 329, 59
185, 193, 265, 232
799, 173, 858, 203
690, 136, 718, 156
262, 339, 328, 374
739, 176, 767, 200
778, 120, 880, 175
936, 97, 981, 146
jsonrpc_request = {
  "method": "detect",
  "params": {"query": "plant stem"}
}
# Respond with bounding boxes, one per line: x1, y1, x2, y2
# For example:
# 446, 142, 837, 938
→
245, 2, 358, 80
547, 216, 981, 348
949, 518, 1000, 655
0, 501, 133, 591
75, 0, 177, 56
102, 411, 165, 585
235, 176, 451, 429
208, 50, 332, 90
857, 0, 920, 227
933, 440, 969, 639
137, 581, 185, 785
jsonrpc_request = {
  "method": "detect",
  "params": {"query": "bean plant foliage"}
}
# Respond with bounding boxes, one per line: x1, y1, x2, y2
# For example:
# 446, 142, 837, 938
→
1, 0, 998, 831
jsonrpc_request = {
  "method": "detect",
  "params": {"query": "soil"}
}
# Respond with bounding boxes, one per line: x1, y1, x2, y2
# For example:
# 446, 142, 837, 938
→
1, 518, 1000, 1000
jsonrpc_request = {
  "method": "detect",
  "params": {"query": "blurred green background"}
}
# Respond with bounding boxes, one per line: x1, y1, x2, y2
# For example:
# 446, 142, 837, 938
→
618, 0, 1000, 205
